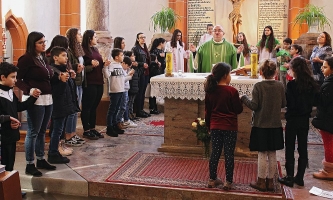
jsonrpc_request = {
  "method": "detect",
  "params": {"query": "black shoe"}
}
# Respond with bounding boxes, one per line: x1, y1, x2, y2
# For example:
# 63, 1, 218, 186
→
106, 126, 118, 137
143, 110, 151, 117
83, 130, 99, 140
48, 153, 70, 164
278, 175, 294, 187
294, 175, 304, 187
21, 191, 27, 198
150, 109, 161, 114
136, 111, 148, 118
113, 125, 125, 134
37, 159, 56, 170
25, 164, 42, 177
90, 129, 104, 138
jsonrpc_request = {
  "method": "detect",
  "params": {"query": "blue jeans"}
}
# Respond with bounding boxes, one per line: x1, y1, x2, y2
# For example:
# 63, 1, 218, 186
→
25, 104, 53, 163
106, 92, 123, 126
116, 91, 129, 122
48, 117, 66, 155
76, 85, 83, 107
65, 113, 77, 133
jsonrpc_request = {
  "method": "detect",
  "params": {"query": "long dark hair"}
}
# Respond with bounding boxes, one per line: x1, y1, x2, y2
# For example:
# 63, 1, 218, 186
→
46, 35, 69, 54
237, 32, 250, 57
171, 29, 183, 48
82, 30, 96, 55
259, 25, 275, 53
322, 31, 332, 47
291, 44, 303, 55
114, 37, 124, 49
290, 57, 319, 92
66, 28, 85, 57
150, 38, 166, 53
204, 62, 231, 93
134, 32, 150, 61
26, 31, 45, 56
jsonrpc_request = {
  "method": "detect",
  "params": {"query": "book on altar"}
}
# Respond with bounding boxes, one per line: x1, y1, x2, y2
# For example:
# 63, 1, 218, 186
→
0, 164, 5, 173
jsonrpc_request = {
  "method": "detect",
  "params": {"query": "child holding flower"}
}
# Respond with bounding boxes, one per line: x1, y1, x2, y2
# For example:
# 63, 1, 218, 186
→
204, 62, 243, 190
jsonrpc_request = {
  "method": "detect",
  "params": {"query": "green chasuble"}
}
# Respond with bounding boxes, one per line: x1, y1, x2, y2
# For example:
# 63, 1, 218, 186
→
196, 39, 237, 72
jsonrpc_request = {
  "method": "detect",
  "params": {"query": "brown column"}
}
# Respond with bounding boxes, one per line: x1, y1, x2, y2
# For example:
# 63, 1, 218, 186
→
288, 0, 309, 41
169, 0, 188, 45
0, 0, 3, 61
60, 0, 80, 35
86, 0, 113, 125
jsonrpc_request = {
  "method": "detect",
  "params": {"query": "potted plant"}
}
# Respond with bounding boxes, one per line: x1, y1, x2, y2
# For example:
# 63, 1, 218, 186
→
293, 4, 332, 33
150, 7, 180, 33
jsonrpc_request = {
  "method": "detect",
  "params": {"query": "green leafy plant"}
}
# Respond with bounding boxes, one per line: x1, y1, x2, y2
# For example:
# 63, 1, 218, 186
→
150, 7, 180, 33
293, 4, 331, 31
192, 118, 210, 158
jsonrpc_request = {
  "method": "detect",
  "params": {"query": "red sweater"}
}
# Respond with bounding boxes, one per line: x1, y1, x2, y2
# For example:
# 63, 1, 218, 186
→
205, 85, 243, 131
83, 47, 104, 85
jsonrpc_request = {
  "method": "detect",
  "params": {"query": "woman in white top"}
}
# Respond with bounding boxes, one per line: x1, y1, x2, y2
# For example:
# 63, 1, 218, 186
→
165, 29, 195, 72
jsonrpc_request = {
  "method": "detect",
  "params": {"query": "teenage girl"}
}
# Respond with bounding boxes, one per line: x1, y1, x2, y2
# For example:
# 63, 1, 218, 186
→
205, 62, 243, 190
278, 57, 318, 187
312, 57, 333, 181
241, 59, 286, 192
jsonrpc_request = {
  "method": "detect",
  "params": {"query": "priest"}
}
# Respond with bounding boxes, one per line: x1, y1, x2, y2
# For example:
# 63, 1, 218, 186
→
194, 25, 237, 72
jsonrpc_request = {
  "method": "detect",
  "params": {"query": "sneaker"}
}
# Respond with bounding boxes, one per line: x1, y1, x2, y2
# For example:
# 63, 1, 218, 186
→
48, 152, 70, 164
90, 129, 104, 138
73, 135, 86, 144
58, 141, 73, 156
36, 159, 56, 170
124, 120, 137, 128
207, 178, 223, 188
65, 137, 83, 147
117, 122, 127, 130
25, 164, 42, 177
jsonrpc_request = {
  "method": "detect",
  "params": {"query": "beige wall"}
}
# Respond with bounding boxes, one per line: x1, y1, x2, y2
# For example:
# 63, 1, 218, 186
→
309, 0, 333, 35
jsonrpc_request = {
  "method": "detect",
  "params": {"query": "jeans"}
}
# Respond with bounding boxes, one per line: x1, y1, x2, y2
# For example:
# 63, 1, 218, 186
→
116, 91, 129, 122
25, 104, 53, 163
128, 94, 137, 115
65, 113, 77, 133
48, 117, 66, 155
106, 92, 123, 126
81, 84, 103, 131
76, 85, 83, 107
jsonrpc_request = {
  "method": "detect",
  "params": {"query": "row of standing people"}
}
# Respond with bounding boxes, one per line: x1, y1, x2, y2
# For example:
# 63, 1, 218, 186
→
205, 57, 333, 191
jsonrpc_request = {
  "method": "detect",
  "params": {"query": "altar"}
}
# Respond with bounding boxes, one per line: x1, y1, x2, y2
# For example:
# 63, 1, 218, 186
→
150, 73, 262, 157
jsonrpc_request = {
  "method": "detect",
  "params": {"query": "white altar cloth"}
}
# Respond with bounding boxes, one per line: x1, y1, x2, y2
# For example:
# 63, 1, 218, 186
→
150, 73, 262, 100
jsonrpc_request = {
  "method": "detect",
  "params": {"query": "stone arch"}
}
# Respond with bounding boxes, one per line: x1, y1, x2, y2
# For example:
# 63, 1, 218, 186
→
5, 10, 28, 65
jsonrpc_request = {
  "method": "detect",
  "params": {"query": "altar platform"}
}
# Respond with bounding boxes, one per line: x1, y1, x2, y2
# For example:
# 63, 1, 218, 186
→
15, 111, 333, 200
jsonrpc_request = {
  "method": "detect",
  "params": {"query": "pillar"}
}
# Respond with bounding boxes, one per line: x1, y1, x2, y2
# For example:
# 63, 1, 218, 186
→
288, 0, 309, 41
169, 0, 188, 45
60, 0, 80, 35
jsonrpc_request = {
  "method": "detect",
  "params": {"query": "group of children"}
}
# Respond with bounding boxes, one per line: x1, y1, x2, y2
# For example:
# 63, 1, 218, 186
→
205, 57, 333, 191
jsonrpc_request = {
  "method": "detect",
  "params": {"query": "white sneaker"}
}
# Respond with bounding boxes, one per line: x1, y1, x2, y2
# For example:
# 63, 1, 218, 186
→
124, 120, 137, 128
58, 141, 73, 156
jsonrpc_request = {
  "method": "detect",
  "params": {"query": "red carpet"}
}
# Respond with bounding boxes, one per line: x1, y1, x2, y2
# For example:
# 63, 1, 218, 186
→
106, 152, 282, 196
148, 120, 164, 127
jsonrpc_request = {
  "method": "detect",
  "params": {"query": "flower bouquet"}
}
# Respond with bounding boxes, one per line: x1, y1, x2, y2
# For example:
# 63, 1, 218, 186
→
192, 118, 211, 158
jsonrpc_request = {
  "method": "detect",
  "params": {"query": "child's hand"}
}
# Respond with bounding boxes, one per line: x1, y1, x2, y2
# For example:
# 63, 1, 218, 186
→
77, 64, 84, 73
189, 44, 196, 52
32, 88, 41, 98
10, 117, 21, 129
157, 62, 161, 67
159, 52, 165, 57
132, 61, 138, 67
59, 72, 69, 82
69, 69, 76, 79
104, 59, 111, 67
129, 69, 135, 76
143, 63, 148, 69
91, 59, 99, 67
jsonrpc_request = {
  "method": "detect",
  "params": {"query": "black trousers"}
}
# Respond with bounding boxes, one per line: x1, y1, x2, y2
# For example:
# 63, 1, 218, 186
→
285, 126, 309, 165
1, 142, 16, 171
81, 84, 103, 131
135, 75, 149, 113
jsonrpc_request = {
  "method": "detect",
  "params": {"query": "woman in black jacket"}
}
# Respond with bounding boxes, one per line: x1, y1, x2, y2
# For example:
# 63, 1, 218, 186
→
131, 32, 151, 118
312, 57, 333, 180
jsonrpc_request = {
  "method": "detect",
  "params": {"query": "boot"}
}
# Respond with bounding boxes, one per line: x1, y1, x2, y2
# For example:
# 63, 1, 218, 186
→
266, 178, 274, 191
25, 164, 42, 177
106, 126, 118, 137
36, 159, 56, 170
113, 124, 125, 134
313, 160, 333, 181
207, 178, 222, 188
250, 177, 267, 192
294, 159, 308, 187
278, 160, 295, 187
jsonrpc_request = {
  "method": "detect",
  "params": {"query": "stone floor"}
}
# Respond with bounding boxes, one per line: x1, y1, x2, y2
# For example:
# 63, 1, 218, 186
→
13, 108, 333, 200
